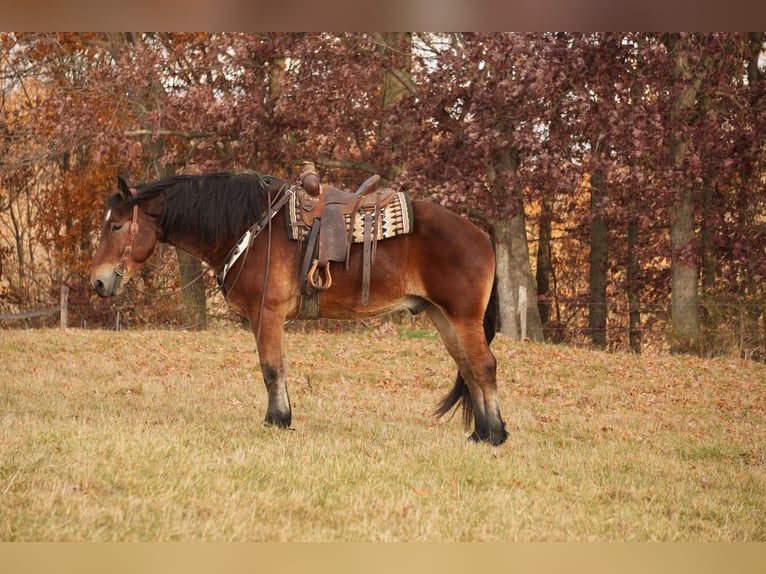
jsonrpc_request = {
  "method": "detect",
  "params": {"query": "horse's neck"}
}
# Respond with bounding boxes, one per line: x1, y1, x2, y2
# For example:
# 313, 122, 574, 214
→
161, 178, 284, 272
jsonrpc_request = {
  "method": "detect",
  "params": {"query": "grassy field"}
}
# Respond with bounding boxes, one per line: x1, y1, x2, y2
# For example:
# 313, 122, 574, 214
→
1, 324, 764, 541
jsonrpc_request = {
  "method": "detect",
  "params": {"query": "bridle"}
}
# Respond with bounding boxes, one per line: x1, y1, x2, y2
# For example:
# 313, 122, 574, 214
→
113, 188, 140, 278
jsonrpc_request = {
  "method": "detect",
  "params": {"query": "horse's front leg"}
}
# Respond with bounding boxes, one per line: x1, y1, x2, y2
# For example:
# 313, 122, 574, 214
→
252, 310, 292, 428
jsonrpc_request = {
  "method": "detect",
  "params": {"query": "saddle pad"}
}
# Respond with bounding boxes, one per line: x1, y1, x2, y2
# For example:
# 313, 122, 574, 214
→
286, 189, 414, 243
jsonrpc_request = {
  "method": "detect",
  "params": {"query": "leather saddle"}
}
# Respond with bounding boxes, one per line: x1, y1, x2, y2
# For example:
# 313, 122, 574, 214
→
296, 170, 398, 306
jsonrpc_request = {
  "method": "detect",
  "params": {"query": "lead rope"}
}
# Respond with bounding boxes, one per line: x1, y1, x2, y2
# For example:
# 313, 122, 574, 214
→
128, 265, 212, 298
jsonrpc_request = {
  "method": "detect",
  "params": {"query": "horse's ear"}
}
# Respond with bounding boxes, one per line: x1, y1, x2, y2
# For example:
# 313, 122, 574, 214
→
117, 176, 132, 200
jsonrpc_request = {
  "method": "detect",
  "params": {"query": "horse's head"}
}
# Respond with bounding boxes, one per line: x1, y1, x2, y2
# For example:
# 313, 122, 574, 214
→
90, 176, 162, 297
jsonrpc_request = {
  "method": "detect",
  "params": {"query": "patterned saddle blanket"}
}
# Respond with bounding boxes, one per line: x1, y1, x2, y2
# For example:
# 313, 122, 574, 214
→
286, 186, 413, 243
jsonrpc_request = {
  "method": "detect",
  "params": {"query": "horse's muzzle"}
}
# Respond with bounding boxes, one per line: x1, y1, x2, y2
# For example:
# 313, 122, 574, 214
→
91, 269, 124, 298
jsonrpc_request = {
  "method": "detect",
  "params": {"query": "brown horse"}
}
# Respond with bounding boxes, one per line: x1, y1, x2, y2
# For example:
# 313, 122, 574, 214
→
90, 172, 507, 445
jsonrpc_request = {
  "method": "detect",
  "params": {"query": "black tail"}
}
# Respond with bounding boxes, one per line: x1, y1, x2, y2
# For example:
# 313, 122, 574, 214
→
434, 277, 499, 428
483, 276, 500, 346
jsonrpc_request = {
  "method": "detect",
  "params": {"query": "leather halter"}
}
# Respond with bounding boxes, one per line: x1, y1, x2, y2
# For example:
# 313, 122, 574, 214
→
114, 189, 140, 278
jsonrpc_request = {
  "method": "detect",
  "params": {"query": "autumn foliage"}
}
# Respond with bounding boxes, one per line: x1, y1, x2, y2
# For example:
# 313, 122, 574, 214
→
1, 33, 764, 358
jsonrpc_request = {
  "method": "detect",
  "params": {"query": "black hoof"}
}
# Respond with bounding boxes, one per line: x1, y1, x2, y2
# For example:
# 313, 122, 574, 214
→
469, 425, 508, 446
264, 412, 292, 428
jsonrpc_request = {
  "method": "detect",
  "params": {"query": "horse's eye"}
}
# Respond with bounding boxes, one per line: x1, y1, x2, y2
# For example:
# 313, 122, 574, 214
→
111, 224, 124, 232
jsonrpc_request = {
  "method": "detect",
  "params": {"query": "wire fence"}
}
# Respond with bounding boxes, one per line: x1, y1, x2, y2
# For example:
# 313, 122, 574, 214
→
2, 280, 764, 362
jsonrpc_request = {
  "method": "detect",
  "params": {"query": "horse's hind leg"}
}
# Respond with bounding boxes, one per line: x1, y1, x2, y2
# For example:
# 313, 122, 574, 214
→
427, 305, 507, 445
252, 310, 292, 428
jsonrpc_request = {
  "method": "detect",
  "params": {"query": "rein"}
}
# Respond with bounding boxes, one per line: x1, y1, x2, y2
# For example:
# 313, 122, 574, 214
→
217, 183, 296, 341
217, 183, 296, 291
114, 189, 139, 278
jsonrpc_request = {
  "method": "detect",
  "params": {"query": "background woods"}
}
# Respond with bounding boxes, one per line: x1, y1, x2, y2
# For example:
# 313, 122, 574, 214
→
1, 32, 765, 358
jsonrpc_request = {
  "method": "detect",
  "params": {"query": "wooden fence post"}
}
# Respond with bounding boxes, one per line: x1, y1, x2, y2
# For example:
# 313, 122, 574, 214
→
59, 284, 69, 330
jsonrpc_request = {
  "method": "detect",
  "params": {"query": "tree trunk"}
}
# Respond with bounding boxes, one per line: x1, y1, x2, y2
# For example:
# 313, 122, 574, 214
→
670, 187, 699, 351
492, 219, 518, 338
700, 179, 716, 293
535, 185, 554, 334
488, 148, 543, 342
491, 208, 544, 342
176, 248, 207, 330
376, 32, 412, 183
588, 168, 608, 349
627, 219, 641, 354
9, 200, 26, 295
377, 32, 413, 109
665, 33, 702, 352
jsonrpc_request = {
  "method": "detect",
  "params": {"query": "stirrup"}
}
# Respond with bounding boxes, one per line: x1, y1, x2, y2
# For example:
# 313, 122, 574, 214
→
307, 260, 332, 291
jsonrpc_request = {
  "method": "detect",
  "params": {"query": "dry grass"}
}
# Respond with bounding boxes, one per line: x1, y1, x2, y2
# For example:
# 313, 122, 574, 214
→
1, 325, 764, 541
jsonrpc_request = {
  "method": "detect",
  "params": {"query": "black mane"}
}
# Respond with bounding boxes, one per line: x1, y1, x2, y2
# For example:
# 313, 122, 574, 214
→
129, 171, 287, 242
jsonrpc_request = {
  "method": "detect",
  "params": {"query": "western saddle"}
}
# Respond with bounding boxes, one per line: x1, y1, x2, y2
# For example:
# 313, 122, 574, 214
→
294, 164, 400, 306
